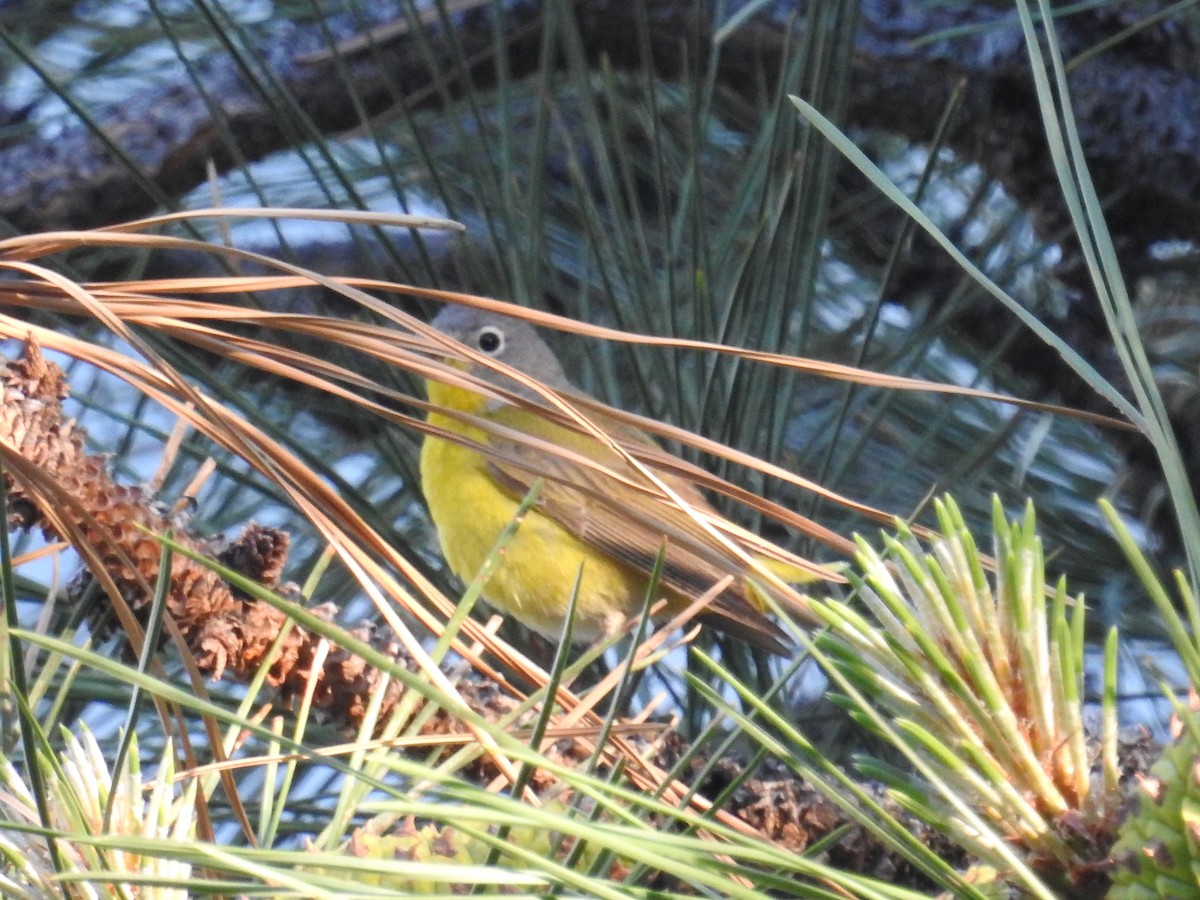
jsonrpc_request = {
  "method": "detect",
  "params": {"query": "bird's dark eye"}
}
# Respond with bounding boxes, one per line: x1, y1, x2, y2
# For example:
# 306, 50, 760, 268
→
477, 327, 504, 355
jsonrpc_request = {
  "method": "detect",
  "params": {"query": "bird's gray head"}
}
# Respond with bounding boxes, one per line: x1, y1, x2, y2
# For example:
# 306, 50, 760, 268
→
429, 306, 573, 398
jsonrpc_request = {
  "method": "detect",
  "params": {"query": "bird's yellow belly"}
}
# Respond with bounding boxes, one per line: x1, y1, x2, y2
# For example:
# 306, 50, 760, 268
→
420, 428, 646, 642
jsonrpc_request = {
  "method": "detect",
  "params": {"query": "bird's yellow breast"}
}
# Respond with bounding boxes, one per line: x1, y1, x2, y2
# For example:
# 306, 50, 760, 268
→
420, 380, 647, 642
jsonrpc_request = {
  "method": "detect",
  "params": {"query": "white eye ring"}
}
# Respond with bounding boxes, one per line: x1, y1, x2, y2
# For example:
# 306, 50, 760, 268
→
477, 326, 505, 355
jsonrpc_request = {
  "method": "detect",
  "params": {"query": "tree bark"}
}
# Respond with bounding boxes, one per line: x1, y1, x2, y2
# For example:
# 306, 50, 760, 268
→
3, 1, 1198, 264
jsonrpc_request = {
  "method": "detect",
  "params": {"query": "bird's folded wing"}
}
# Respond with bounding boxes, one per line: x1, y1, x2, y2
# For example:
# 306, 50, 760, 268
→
486, 420, 807, 652
484, 430, 763, 604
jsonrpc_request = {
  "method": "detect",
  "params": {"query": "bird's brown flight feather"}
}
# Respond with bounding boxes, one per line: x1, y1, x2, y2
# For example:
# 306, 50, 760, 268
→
483, 415, 796, 652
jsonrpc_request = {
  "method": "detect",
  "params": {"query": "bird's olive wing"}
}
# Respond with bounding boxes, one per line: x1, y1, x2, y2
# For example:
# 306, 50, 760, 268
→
486, 435, 796, 653
484, 436, 748, 600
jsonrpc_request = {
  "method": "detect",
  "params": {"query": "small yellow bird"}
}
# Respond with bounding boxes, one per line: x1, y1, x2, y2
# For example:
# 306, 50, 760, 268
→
419, 305, 825, 654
